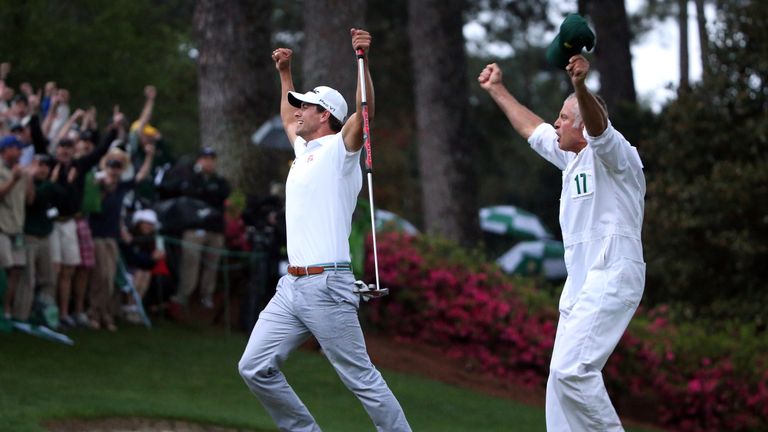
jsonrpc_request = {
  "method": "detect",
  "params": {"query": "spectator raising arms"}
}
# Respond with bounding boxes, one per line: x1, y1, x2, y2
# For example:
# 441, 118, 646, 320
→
87, 143, 155, 331
51, 108, 119, 328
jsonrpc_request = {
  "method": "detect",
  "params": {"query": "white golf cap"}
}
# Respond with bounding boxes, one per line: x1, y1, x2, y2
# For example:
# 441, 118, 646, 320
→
288, 86, 348, 123
132, 209, 159, 227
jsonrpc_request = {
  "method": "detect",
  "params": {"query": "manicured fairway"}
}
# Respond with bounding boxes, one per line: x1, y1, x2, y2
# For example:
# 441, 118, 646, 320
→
0, 322, 658, 431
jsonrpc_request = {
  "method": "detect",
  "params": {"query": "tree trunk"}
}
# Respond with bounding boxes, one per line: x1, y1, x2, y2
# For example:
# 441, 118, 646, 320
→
408, 0, 478, 246
194, 0, 277, 195
302, 0, 366, 105
694, 0, 710, 82
580, 0, 637, 112
678, 0, 690, 93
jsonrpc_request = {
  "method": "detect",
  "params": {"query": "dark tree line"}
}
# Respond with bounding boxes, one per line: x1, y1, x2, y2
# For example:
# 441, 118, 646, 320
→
641, 0, 768, 322
5, 0, 766, 322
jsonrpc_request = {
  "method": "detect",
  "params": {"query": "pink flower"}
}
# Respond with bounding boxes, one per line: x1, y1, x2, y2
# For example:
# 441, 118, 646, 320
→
688, 379, 703, 393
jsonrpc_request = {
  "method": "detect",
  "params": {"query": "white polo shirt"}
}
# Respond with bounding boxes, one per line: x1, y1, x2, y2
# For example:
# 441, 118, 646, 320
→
285, 132, 362, 266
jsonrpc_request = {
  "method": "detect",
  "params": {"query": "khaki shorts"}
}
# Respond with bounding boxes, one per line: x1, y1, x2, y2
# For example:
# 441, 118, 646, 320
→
50, 219, 81, 266
0, 233, 27, 268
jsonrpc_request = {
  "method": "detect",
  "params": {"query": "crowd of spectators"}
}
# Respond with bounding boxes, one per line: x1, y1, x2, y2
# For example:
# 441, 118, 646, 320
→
0, 62, 285, 333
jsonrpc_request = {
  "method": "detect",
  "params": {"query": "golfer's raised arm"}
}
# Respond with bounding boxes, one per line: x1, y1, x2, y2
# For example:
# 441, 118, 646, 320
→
272, 47, 298, 144
478, 63, 544, 140
567, 55, 607, 137
342, 28, 374, 153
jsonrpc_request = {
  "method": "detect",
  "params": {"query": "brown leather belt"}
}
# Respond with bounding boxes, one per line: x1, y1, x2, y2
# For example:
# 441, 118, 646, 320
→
287, 262, 352, 277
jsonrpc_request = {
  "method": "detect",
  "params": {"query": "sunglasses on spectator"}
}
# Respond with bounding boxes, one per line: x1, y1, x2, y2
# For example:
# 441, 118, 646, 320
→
106, 159, 124, 169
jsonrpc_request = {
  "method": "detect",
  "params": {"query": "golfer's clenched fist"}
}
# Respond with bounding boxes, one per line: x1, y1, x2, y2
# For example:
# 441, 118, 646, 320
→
351, 28, 371, 53
477, 63, 503, 90
271, 48, 292, 71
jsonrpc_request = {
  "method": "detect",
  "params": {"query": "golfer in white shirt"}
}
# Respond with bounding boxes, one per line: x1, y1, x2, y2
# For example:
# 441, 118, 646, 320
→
479, 54, 646, 431
238, 28, 411, 432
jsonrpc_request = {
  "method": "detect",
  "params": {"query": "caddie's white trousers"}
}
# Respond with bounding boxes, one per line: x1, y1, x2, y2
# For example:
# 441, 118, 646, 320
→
238, 271, 411, 432
546, 236, 645, 431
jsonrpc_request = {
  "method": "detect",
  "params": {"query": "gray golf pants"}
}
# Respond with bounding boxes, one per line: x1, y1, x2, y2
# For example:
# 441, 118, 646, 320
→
238, 271, 411, 432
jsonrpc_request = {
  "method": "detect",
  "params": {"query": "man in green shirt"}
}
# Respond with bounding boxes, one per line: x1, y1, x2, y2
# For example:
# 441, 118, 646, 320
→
15, 154, 65, 322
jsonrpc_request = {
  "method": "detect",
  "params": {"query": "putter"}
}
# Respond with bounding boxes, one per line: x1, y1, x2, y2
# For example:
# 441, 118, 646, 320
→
354, 47, 388, 299
353, 280, 389, 301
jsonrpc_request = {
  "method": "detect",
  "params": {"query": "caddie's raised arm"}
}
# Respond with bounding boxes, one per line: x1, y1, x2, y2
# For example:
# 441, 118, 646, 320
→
272, 47, 297, 144
341, 28, 374, 152
566, 54, 639, 173
566, 54, 607, 136
477, 63, 545, 140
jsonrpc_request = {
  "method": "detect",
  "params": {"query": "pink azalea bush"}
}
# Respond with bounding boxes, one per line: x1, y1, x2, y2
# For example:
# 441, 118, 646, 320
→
364, 233, 768, 431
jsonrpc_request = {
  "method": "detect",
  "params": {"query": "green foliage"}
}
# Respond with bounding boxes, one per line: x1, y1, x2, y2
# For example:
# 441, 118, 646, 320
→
362, 0, 424, 227
467, 50, 569, 235
632, 309, 768, 376
4, 0, 766, 326
465, 0, 554, 53
674, 321, 768, 376
641, 0, 768, 320
0, 0, 198, 155
462, 1, 567, 236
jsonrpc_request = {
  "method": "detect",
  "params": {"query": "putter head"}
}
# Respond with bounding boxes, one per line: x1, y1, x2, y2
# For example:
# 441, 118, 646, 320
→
353, 280, 390, 300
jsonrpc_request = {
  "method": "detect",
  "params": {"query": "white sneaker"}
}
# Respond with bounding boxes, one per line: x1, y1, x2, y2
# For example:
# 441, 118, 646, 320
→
75, 313, 90, 327
126, 312, 142, 325
122, 304, 139, 314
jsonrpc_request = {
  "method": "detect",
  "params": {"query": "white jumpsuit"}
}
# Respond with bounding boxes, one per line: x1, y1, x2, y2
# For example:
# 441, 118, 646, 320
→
528, 122, 646, 431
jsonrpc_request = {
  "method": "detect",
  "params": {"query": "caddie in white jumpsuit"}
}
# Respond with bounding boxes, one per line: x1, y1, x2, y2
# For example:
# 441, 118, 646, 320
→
238, 29, 411, 432
479, 54, 645, 431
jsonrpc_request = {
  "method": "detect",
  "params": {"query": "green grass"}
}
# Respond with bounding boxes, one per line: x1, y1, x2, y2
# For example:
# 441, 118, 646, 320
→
0, 322, 657, 431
